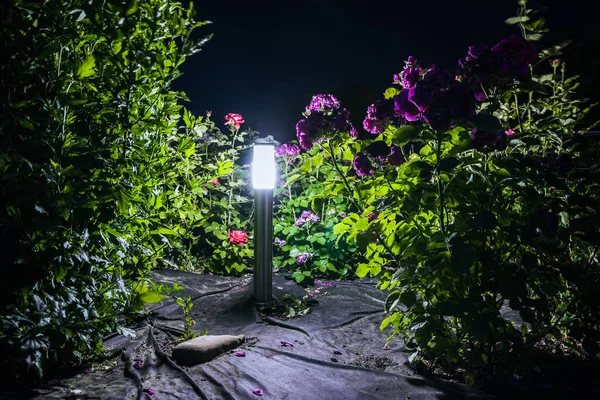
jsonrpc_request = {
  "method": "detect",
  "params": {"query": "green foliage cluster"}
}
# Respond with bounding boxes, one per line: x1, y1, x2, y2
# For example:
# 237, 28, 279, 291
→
0, 0, 231, 380
274, 1, 600, 382
273, 150, 360, 282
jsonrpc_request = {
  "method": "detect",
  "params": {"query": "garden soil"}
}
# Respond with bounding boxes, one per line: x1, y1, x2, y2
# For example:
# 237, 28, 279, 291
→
12, 270, 595, 400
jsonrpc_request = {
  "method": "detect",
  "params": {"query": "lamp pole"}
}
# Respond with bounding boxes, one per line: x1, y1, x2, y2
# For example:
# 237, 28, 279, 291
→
252, 137, 276, 308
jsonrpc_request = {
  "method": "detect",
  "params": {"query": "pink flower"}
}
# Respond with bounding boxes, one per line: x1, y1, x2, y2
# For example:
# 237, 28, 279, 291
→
210, 178, 219, 185
224, 113, 245, 129
234, 351, 246, 357
368, 212, 377, 221
229, 230, 248, 245
143, 388, 156, 397
84, 368, 89, 374
552, 59, 561, 67
253, 389, 264, 396
281, 341, 294, 347
506, 129, 515, 135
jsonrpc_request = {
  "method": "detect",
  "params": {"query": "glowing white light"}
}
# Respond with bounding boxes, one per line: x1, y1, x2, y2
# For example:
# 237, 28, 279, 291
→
252, 144, 276, 189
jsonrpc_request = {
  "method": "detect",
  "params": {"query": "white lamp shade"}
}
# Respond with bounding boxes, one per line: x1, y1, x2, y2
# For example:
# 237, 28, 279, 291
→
252, 144, 276, 189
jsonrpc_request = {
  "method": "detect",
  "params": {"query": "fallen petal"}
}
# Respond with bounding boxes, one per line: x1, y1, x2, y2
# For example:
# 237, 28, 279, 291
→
234, 351, 246, 357
281, 341, 294, 347
253, 389, 264, 396
143, 388, 156, 397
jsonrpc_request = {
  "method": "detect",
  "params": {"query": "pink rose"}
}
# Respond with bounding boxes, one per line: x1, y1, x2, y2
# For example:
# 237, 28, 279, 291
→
210, 178, 219, 185
228, 230, 248, 245
224, 113, 245, 129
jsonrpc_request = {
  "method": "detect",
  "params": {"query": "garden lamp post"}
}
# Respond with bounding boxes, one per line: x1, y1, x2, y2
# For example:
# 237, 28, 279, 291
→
252, 136, 276, 308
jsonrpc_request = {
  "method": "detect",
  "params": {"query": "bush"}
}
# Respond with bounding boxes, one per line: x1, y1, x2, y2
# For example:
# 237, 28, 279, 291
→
280, 0, 600, 382
0, 0, 220, 380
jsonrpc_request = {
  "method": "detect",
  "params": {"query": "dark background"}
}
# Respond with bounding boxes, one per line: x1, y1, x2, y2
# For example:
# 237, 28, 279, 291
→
173, 0, 599, 143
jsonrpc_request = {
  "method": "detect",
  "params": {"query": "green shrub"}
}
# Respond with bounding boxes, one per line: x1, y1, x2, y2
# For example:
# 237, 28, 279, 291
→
0, 0, 219, 380
284, 0, 600, 383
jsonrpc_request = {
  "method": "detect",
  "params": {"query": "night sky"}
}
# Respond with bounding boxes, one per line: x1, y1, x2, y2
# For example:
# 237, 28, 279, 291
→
173, 0, 599, 143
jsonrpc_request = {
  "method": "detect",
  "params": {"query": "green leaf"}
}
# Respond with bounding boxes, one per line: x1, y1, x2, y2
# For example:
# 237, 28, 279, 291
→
138, 291, 166, 303
299, 159, 312, 173
384, 290, 401, 312
356, 263, 370, 278
438, 157, 459, 172
312, 153, 323, 169
391, 125, 419, 145
54, 266, 67, 282
505, 16, 530, 24
76, 55, 96, 79
469, 113, 502, 133
517, 80, 551, 95
384, 87, 401, 99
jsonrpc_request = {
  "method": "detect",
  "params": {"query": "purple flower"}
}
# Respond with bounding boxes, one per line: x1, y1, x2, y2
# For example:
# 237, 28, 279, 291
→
393, 89, 420, 121
422, 91, 452, 132
275, 144, 288, 157
234, 351, 246, 357
350, 125, 359, 138
274, 237, 286, 247
468, 45, 487, 60
339, 212, 347, 218
253, 389, 264, 396
365, 141, 390, 162
388, 145, 406, 166
298, 133, 313, 151
401, 66, 423, 89
363, 99, 395, 134
286, 144, 301, 156
281, 341, 294, 347
307, 94, 341, 113
446, 84, 476, 122
368, 212, 377, 221
393, 73, 401, 83
353, 154, 374, 177
423, 68, 455, 87
276, 143, 302, 157
408, 80, 440, 112
295, 210, 319, 226
143, 389, 156, 397
296, 112, 326, 150
296, 252, 313, 264
332, 109, 353, 132
492, 35, 538, 70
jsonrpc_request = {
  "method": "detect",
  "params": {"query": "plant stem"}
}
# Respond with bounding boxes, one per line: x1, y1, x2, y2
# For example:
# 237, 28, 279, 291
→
514, 92, 523, 134
227, 130, 237, 228
327, 140, 360, 212
435, 134, 446, 234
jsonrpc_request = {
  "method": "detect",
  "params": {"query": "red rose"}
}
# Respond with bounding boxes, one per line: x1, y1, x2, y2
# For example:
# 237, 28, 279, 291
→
228, 230, 248, 245
224, 113, 245, 130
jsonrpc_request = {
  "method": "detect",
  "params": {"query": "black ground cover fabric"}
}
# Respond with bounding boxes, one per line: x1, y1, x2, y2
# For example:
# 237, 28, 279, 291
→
9, 270, 598, 400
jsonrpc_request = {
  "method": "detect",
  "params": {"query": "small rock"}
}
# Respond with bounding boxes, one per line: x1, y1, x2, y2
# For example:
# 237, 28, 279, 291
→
333, 350, 342, 355
172, 335, 245, 366
331, 358, 338, 363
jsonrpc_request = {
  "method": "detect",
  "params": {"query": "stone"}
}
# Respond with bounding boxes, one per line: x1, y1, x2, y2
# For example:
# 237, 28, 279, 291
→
172, 335, 245, 366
